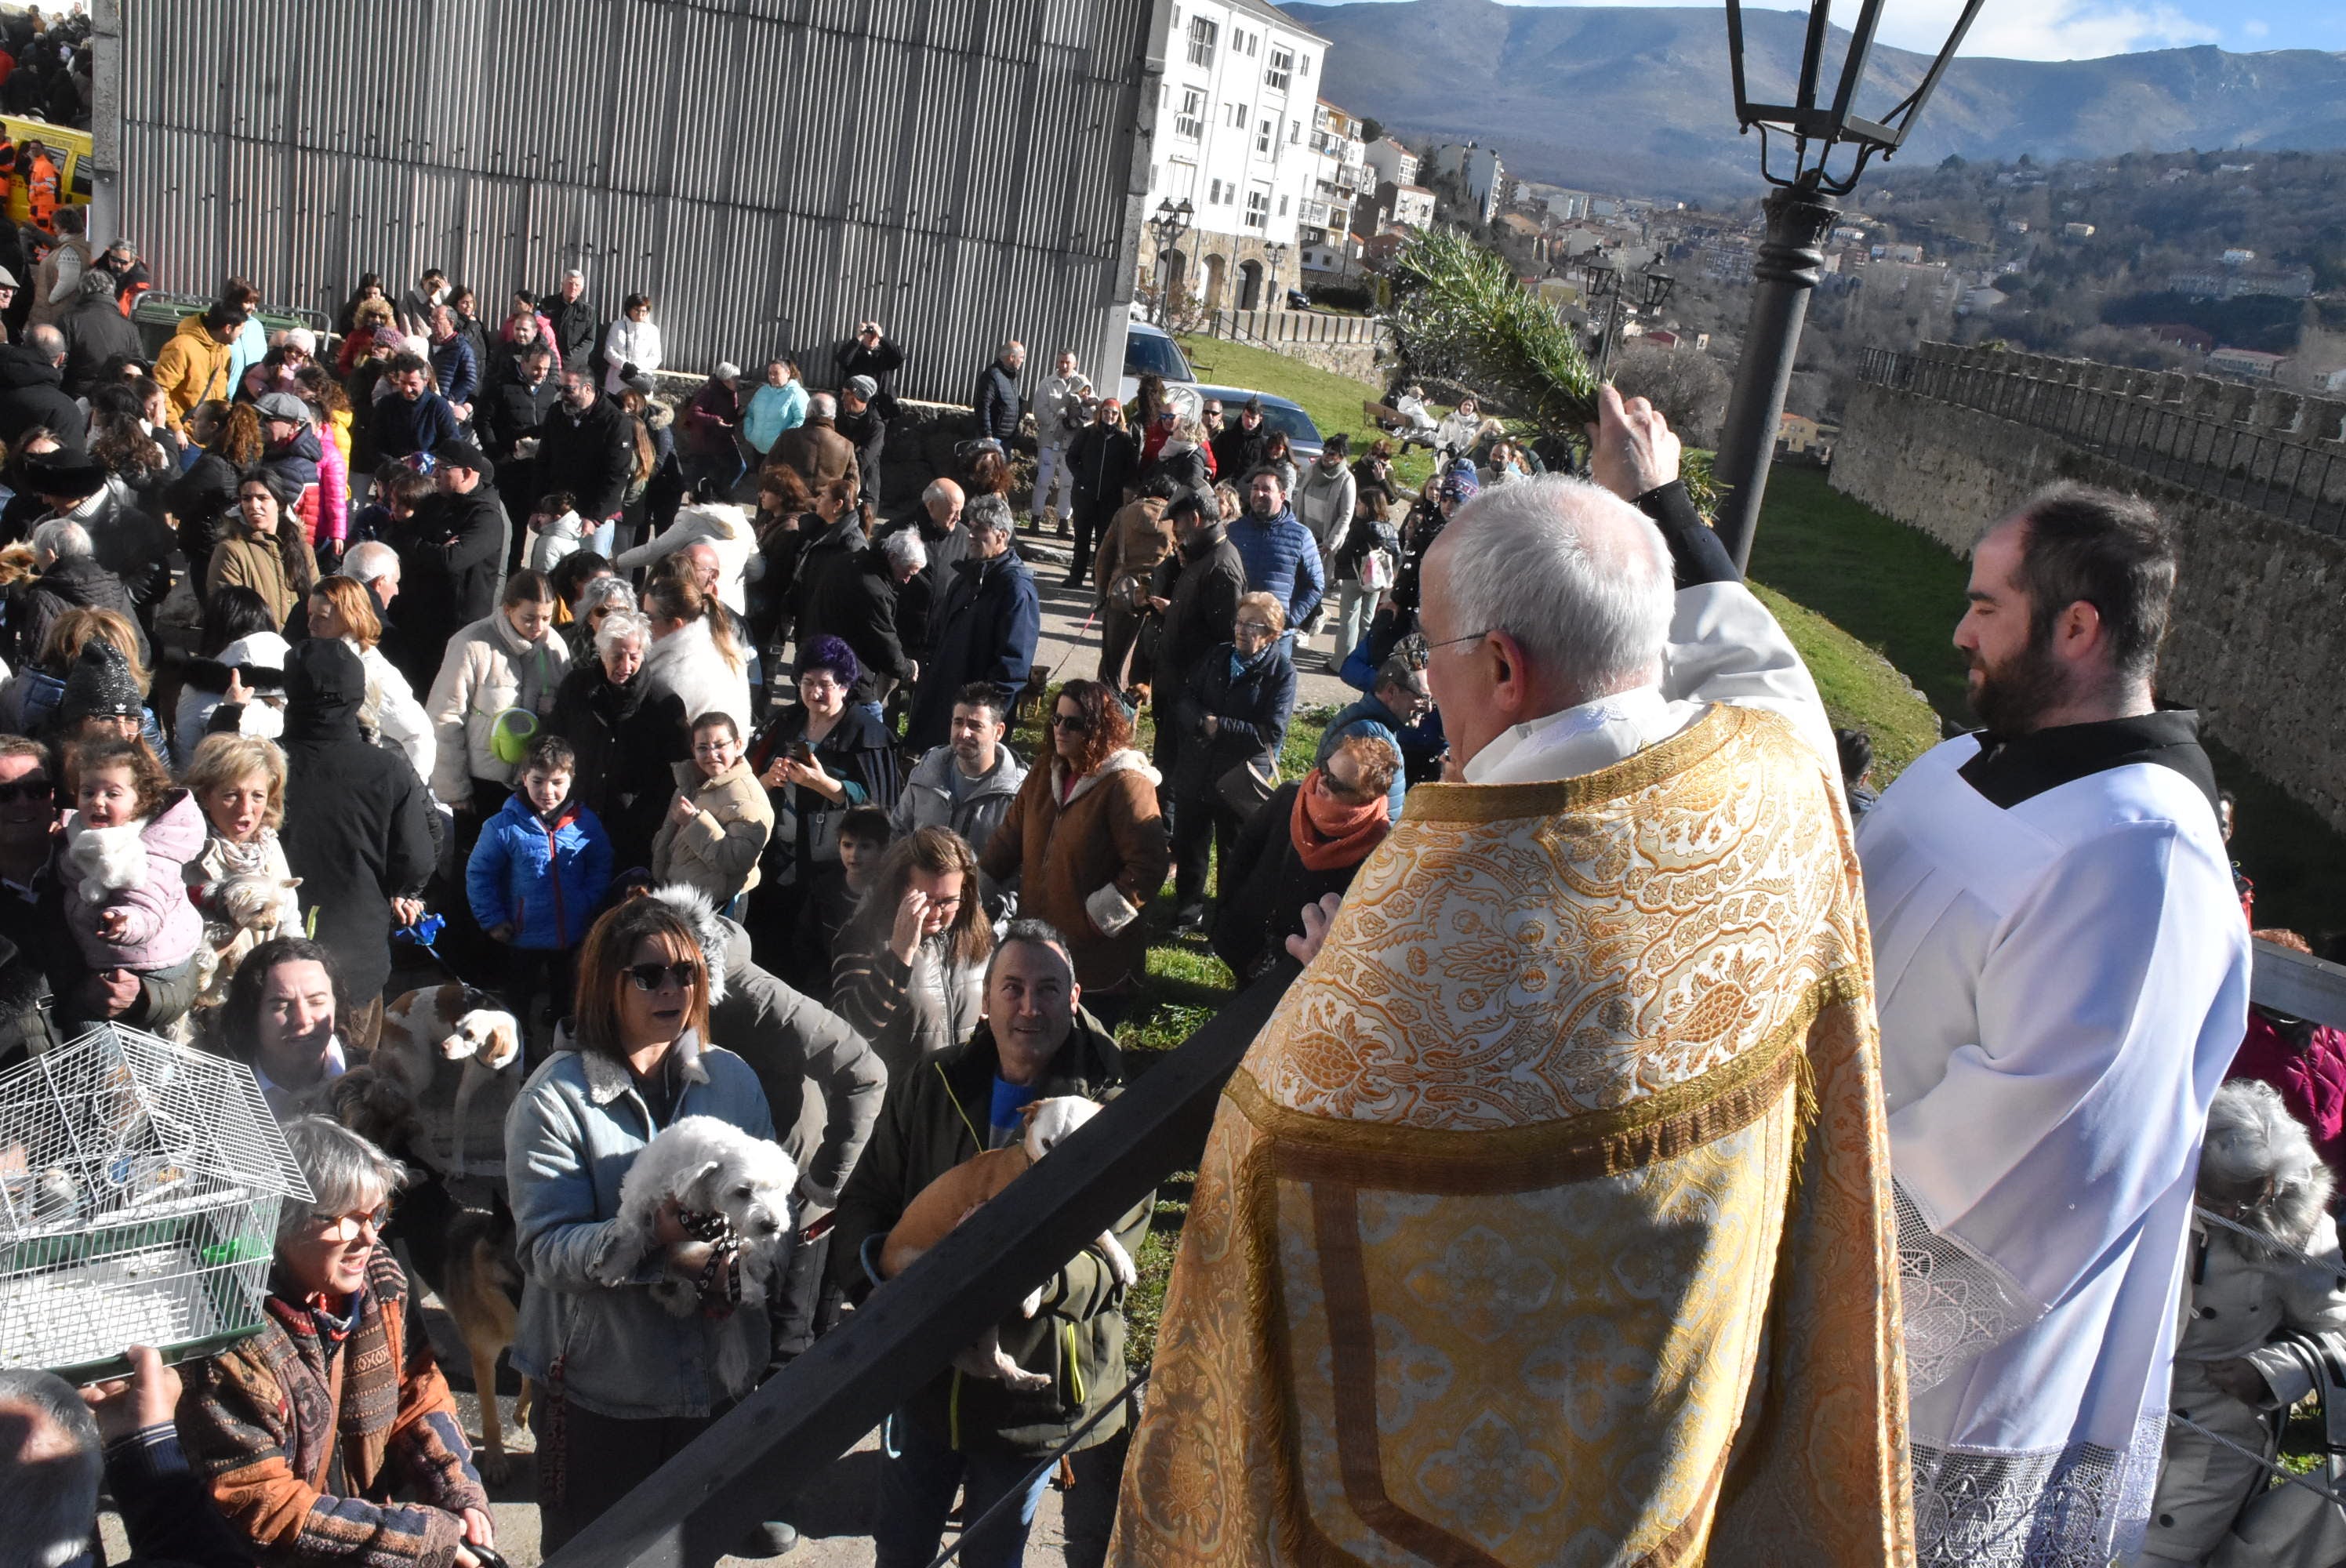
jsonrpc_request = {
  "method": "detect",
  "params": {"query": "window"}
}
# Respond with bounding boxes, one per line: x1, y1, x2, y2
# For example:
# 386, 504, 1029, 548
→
1226, 100, 1247, 129
1266, 48, 1293, 91
1291, 119, 1301, 145
1208, 178, 1224, 204
1279, 195, 1290, 216
1175, 88, 1204, 140
1186, 16, 1216, 68
1299, 53, 1312, 78
1257, 118, 1273, 155
1247, 31, 1259, 56
1246, 186, 1270, 229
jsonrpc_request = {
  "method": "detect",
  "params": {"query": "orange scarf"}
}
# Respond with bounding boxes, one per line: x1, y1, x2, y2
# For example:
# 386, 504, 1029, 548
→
1290, 770, 1389, 871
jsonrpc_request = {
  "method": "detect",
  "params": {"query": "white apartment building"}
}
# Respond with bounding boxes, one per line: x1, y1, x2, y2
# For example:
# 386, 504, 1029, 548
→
1300, 100, 1369, 281
1362, 136, 1418, 191
1430, 142, 1504, 225
1379, 182, 1435, 231
1142, 0, 1332, 310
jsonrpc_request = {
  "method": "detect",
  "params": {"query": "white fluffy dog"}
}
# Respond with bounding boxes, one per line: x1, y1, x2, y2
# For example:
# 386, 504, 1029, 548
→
598, 1116, 800, 1321
66, 818, 145, 898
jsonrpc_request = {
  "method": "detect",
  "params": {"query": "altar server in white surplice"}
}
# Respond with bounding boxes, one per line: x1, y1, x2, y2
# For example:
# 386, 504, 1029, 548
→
1858, 482, 2250, 1567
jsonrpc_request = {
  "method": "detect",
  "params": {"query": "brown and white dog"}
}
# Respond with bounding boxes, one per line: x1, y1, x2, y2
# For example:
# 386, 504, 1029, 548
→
881, 1096, 1135, 1389
374, 983, 523, 1180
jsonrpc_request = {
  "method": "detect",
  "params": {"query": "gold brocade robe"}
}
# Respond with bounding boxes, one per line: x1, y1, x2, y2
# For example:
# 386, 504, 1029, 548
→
1111, 705, 1913, 1567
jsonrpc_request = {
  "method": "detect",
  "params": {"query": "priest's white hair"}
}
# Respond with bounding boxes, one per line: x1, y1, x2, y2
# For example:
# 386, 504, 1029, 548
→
1437, 474, 1672, 698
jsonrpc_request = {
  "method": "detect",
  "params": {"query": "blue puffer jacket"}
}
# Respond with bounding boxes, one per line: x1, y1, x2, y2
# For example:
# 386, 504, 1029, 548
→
1227, 506, 1325, 627
465, 792, 614, 949
506, 1035, 777, 1419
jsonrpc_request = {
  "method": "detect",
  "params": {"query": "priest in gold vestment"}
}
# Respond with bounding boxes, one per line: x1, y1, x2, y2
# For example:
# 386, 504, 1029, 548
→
1111, 390, 1912, 1567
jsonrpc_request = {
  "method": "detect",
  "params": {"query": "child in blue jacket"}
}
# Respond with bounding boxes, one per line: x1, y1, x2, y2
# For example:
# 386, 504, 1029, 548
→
467, 732, 612, 1039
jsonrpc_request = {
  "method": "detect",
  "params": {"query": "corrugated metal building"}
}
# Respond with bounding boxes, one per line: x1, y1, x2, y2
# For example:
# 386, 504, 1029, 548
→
89, 0, 1170, 403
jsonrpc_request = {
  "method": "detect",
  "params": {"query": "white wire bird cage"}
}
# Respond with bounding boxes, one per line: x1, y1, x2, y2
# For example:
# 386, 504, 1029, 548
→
0, 1024, 310, 1381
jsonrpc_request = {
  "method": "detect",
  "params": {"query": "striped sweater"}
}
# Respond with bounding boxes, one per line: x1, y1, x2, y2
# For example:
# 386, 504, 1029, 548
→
177, 1245, 488, 1568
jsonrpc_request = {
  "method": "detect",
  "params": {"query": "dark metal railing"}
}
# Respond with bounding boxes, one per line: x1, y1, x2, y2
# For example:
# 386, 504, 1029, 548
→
1854, 347, 2346, 539
543, 964, 1296, 1568
544, 925, 2345, 1568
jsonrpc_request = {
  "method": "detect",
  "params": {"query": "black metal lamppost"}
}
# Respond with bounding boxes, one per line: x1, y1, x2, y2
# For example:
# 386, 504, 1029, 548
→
1264, 240, 1291, 310
1711, 0, 1984, 570
1148, 198, 1194, 328
1578, 252, 1676, 382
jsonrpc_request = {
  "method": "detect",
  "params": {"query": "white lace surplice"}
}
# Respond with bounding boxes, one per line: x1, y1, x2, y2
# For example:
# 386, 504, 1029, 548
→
1860, 737, 2250, 1566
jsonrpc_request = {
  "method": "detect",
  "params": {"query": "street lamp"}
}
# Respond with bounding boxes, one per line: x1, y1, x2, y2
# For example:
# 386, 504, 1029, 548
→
1711, 0, 1985, 570
1578, 252, 1676, 381
1264, 241, 1290, 310
1147, 198, 1195, 328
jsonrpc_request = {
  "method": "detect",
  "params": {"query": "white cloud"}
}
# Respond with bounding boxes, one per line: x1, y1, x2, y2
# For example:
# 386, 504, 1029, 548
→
2240, 16, 2270, 36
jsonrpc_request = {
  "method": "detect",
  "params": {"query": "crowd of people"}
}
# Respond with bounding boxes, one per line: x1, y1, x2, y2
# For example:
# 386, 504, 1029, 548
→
0, 226, 2337, 1568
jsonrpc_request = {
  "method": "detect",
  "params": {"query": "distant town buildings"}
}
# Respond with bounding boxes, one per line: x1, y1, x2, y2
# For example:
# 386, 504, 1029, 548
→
1299, 100, 1369, 285
1430, 141, 1505, 226
1360, 136, 1418, 192
2168, 262, 2315, 300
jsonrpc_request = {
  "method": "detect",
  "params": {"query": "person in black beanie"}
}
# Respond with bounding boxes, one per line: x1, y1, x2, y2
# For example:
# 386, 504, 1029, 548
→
274, 639, 434, 1051
54, 634, 163, 757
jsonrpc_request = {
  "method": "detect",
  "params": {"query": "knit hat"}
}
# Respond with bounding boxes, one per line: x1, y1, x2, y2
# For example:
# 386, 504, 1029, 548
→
253, 391, 310, 424
845, 375, 877, 401
1438, 461, 1480, 504
60, 637, 140, 724
278, 327, 318, 356
714, 361, 740, 380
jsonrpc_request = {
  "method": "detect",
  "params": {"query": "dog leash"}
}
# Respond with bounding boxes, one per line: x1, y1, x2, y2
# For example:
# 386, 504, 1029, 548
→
916, 1367, 1148, 1568
677, 1207, 745, 1318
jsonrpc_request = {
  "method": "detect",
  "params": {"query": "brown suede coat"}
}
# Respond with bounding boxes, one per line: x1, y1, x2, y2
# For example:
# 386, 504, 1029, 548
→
980, 748, 1168, 996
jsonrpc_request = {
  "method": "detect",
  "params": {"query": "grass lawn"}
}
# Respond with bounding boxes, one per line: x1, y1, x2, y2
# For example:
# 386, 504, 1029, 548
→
1175, 332, 1441, 492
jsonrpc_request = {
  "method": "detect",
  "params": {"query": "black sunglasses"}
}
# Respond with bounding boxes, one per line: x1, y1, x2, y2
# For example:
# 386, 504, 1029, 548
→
1051, 711, 1091, 732
0, 779, 49, 804
624, 961, 696, 993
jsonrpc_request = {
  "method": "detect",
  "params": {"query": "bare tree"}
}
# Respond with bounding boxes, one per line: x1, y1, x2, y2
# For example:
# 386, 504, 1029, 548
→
1611, 343, 1731, 450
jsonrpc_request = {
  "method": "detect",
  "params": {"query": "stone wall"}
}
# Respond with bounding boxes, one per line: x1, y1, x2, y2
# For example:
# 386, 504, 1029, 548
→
1201, 309, 1392, 384
1835, 379, 2346, 833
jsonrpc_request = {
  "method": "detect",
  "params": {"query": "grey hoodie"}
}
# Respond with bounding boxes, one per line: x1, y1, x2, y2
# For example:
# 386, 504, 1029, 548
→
888, 740, 1029, 855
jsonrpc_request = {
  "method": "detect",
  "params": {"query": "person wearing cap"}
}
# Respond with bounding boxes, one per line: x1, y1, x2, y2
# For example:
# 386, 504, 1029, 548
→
56, 266, 133, 398
276, 638, 436, 1044
252, 390, 326, 554
1209, 394, 1270, 483
0, 318, 82, 444
1317, 653, 1429, 818
741, 358, 805, 458
682, 360, 745, 499
834, 319, 904, 419
834, 373, 886, 508
389, 438, 508, 689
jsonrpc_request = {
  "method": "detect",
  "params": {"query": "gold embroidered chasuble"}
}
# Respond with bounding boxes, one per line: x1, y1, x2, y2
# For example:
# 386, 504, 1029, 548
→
1112, 705, 1913, 1566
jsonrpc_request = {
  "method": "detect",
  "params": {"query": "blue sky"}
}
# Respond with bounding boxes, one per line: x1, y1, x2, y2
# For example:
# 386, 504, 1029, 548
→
1338, 0, 2344, 61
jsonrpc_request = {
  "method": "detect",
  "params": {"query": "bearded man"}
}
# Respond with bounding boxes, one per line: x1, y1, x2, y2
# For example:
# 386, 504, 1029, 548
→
1858, 484, 2250, 1564
1112, 389, 1911, 1565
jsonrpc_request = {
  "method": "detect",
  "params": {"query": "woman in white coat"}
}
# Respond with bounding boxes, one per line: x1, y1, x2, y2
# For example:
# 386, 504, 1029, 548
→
304, 575, 435, 787
617, 502, 754, 616
638, 575, 751, 737
602, 293, 663, 396
425, 570, 569, 814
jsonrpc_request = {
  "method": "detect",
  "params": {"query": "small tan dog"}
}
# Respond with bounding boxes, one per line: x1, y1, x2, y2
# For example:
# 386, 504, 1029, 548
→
881, 1096, 1135, 1389
374, 984, 523, 1179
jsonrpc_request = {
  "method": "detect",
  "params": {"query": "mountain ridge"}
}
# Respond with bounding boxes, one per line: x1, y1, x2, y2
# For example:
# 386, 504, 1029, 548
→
1280, 1, 2346, 202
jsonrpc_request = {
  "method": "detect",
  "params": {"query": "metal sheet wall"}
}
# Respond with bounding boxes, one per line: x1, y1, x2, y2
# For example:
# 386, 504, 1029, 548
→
113, 0, 1168, 403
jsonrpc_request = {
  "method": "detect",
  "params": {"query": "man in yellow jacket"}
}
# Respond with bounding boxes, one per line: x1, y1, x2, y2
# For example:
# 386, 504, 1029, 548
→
152, 279, 258, 430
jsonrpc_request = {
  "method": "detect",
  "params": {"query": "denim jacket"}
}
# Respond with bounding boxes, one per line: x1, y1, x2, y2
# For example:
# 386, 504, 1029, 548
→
506, 1032, 776, 1419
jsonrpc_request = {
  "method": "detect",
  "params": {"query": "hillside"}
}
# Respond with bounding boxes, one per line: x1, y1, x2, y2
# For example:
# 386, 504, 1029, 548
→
1282, 0, 2346, 202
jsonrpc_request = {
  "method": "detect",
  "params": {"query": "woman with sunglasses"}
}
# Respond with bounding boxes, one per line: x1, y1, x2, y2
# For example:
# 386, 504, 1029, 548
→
506, 896, 796, 1556
178, 1113, 496, 1568
979, 679, 1168, 1026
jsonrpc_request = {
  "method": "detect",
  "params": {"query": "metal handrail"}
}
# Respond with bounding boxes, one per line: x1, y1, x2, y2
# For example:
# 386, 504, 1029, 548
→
1853, 347, 2346, 539
541, 963, 1298, 1568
